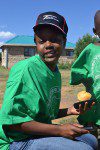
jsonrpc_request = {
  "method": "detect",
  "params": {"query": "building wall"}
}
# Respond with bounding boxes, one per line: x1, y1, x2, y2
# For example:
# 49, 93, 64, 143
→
1, 46, 36, 68
8, 47, 25, 68
2, 48, 7, 67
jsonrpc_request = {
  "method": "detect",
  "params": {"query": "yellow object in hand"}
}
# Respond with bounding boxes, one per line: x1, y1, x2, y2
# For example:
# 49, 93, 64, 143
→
77, 91, 92, 101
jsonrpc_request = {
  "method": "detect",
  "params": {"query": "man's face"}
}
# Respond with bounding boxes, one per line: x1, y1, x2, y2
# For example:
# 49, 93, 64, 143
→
35, 26, 66, 67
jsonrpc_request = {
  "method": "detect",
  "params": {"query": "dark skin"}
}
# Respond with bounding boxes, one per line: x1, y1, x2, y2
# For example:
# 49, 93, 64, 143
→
34, 25, 66, 71
93, 10, 100, 46
4, 26, 93, 140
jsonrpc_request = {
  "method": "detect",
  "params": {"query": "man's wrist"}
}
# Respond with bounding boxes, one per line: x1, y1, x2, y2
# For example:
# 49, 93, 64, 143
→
58, 108, 68, 118
67, 107, 72, 115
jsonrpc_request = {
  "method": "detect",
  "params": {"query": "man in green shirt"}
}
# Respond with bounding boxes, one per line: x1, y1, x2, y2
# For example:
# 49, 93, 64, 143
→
0, 11, 98, 150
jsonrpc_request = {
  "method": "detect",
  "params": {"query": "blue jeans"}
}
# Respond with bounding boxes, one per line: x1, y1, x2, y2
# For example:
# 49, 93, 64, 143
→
10, 134, 98, 150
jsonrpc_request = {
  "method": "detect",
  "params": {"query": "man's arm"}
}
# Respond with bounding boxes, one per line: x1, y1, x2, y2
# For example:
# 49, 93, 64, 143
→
57, 106, 79, 118
57, 108, 69, 118
4, 120, 89, 140
4, 121, 60, 136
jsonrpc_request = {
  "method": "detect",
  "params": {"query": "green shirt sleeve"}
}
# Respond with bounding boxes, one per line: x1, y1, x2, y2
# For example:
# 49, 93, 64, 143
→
70, 46, 90, 85
0, 80, 40, 125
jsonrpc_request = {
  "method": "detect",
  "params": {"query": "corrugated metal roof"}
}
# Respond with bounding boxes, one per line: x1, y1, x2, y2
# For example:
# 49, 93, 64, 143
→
5, 35, 75, 48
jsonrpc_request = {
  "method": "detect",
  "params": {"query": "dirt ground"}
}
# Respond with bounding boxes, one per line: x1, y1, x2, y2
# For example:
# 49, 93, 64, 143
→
60, 85, 84, 108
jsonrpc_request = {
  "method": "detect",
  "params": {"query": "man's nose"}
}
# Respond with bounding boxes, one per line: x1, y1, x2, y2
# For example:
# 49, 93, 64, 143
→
45, 41, 55, 50
45, 40, 53, 48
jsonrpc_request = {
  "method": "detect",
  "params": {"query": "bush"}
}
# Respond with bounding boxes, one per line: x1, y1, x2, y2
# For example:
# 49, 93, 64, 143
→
74, 34, 97, 58
58, 61, 73, 70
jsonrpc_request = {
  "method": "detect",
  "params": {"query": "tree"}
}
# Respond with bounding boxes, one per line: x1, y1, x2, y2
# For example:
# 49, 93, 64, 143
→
74, 34, 97, 58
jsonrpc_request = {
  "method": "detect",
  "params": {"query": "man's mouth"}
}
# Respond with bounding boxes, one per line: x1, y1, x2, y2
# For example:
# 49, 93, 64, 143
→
45, 51, 56, 58
44, 46, 56, 57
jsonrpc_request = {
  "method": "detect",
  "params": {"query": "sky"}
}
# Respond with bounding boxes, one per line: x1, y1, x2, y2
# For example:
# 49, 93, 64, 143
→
0, 0, 100, 49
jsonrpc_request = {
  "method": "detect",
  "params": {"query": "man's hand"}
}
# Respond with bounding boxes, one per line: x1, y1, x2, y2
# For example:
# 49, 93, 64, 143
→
59, 123, 89, 139
67, 101, 95, 115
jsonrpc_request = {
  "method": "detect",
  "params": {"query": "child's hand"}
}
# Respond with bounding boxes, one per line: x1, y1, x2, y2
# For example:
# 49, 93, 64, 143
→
78, 101, 95, 114
67, 101, 95, 115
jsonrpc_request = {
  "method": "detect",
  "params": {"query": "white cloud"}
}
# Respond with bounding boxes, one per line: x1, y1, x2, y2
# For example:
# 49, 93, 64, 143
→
0, 31, 15, 39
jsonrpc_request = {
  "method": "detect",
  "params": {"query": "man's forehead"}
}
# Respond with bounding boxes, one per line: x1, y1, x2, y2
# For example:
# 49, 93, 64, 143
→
95, 11, 100, 21
95, 14, 100, 27
95, 15, 100, 21
95, 16, 100, 25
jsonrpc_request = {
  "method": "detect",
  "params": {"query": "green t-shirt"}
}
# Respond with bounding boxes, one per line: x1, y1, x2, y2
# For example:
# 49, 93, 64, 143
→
70, 43, 100, 125
0, 55, 61, 150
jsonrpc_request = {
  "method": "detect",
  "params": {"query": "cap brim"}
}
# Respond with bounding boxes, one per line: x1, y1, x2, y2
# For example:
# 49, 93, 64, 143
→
33, 23, 67, 36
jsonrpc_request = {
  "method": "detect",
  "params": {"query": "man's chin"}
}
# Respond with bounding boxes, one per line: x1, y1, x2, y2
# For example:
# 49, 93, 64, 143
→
44, 57, 58, 65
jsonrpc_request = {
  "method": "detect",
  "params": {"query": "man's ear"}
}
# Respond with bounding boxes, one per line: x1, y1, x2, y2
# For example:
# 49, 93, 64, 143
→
34, 37, 36, 43
34, 34, 36, 44
93, 28, 96, 35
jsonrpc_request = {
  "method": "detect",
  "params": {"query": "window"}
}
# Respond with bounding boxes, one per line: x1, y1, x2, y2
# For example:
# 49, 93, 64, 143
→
66, 51, 74, 56
24, 48, 36, 56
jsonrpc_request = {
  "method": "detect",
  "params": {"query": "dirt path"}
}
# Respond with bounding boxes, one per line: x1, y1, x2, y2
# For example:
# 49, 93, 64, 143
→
60, 85, 84, 108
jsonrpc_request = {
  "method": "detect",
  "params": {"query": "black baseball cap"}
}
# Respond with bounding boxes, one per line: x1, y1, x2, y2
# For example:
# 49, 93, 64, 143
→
33, 11, 68, 37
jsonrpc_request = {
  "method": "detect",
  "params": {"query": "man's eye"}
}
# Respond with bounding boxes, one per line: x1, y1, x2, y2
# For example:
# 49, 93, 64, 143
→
51, 39, 61, 43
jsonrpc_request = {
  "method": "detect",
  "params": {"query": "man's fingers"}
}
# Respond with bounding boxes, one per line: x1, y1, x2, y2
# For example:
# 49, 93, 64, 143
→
73, 123, 83, 128
79, 104, 84, 113
84, 102, 88, 111
73, 125, 89, 135
91, 102, 95, 108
